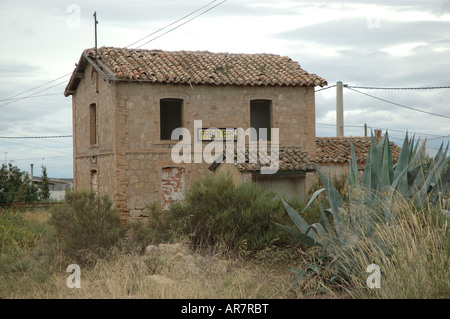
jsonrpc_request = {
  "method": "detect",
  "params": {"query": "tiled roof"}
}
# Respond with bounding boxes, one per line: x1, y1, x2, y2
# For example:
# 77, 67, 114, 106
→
209, 146, 316, 173
315, 137, 402, 164
67, 47, 327, 91
209, 137, 402, 173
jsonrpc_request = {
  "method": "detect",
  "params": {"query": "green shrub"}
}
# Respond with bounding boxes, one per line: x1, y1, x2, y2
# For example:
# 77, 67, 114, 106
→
49, 190, 123, 263
0, 164, 39, 205
154, 173, 293, 256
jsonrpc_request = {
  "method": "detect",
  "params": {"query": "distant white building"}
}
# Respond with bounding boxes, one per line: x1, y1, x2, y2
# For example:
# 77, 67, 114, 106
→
30, 176, 73, 201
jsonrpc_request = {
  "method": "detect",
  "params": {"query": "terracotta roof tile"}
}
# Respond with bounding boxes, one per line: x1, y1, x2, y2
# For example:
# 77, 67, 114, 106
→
83, 47, 327, 87
209, 137, 402, 173
315, 137, 402, 164
210, 147, 316, 172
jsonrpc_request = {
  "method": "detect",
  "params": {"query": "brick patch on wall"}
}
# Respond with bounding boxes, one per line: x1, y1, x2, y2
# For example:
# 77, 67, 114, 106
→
161, 167, 185, 210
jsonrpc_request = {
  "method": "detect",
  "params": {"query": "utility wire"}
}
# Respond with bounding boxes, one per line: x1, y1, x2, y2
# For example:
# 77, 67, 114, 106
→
0, 93, 61, 102
347, 85, 450, 90
428, 134, 450, 140
135, 0, 228, 49
0, 80, 68, 107
316, 122, 363, 128
365, 125, 442, 137
0, 135, 72, 139
0, 73, 71, 102
345, 87, 450, 119
5, 155, 70, 163
315, 85, 336, 92
127, 0, 220, 48
316, 122, 448, 140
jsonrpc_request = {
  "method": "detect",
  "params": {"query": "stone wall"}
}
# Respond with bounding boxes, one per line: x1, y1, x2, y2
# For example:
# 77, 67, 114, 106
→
73, 72, 317, 219
72, 65, 118, 202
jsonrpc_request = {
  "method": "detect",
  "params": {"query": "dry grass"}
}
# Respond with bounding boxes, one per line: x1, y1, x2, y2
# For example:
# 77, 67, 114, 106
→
22, 209, 51, 224
2, 199, 448, 299
2, 209, 310, 299
6, 242, 302, 299
334, 198, 450, 299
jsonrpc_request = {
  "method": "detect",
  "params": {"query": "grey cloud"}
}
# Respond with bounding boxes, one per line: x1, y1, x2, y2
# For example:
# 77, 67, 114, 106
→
0, 61, 41, 79
277, 19, 450, 51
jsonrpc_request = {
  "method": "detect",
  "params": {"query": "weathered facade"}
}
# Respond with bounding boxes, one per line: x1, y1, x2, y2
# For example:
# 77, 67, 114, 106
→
65, 47, 327, 219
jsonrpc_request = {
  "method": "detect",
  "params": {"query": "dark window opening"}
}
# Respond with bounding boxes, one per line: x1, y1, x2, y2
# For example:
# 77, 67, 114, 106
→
250, 100, 271, 141
160, 99, 183, 140
89, 103, 97, 145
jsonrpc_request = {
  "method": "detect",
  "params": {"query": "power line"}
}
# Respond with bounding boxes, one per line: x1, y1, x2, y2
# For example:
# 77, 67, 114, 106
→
365, 125, 443, 137
8, 155, 70, 162
0, 80, 68, 107
347, 85, 450, 90
428, 134, 450, 141
316, 122, 363, 128
316, 122, 448, 140
0, 73, 71, 102
0, 92, 61, 102
315, 85, 336, 92
345, 87, 450, 119
0, 135, 72, 139
135, 0, 228, 49
127, 0, 220, 48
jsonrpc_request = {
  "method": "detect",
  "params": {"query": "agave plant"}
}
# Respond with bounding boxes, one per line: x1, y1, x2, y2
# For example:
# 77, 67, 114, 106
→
277, 132, 449, 288
278, 132, 449, 250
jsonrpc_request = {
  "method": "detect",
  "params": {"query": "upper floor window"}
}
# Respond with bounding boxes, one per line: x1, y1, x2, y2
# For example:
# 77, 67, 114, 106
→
160, 98, 182, 140
89, 103, 97, 145
250, 99, 271, 141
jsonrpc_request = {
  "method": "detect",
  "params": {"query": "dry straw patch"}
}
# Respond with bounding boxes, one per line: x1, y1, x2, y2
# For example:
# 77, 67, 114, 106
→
337, 198, 450, 299
19, 243, 298, 299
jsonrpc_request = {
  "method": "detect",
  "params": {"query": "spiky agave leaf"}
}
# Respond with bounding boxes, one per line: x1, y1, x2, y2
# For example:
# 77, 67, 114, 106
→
348, 139, 360, 188
393, 133, 411, 196
415, 144, 449, 203
380, 131, 394, 188
314, 164, 344, 209
369, 133, 383, 192
278, 199, 320, 247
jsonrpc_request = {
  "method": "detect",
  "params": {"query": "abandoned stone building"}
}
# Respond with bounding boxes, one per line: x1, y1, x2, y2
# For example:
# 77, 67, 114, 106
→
64, 46, 332, 219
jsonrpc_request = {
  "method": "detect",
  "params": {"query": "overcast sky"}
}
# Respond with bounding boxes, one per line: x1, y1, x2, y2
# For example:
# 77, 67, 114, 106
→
1, 0, 449, 178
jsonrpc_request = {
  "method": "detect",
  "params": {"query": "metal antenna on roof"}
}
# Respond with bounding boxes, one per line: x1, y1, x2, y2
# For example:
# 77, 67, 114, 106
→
93, 12, 98, 57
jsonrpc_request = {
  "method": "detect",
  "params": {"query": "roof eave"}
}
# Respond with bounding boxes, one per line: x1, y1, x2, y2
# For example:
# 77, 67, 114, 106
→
64, 52, 116, 97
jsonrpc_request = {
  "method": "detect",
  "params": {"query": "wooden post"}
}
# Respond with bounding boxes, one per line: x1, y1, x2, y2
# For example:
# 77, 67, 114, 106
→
364, 123, 368, 137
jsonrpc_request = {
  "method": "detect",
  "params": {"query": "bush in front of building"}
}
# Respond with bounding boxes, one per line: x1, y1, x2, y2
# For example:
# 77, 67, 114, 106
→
49, 190, 123, 264
153, 173, 295, 256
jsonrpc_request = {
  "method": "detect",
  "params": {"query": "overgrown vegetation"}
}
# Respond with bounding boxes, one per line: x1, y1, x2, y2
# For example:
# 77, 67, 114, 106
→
145, 173, 299, 256
1, 133, 448, 298
0, 164, 39, 204
0, 163, 51, 204
39, 165, 50, 201
278, 132, 450, 298
49, 190, 123, 264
